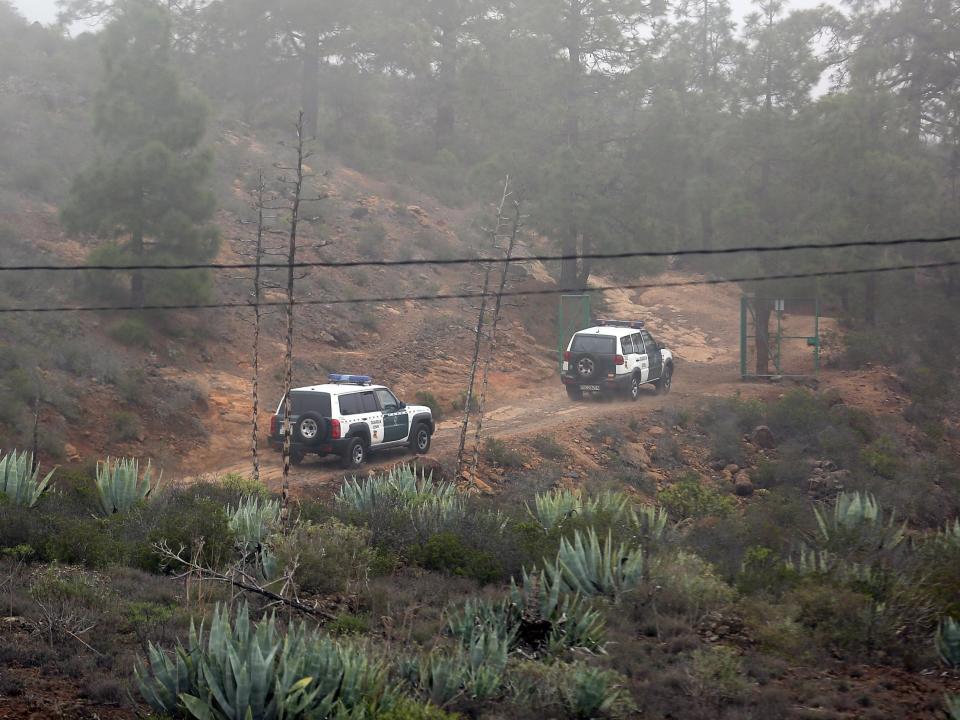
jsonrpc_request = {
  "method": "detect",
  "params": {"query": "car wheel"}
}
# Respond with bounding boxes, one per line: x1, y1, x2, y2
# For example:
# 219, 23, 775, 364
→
566, 385, 583, 401
656, 365, 673, 395
410, 423, 431, 454
290, 449, 305, 466
340, 437, 366, 470
576, 354, 598, 381
294, 411, 328, 445
629, 375, 641, 401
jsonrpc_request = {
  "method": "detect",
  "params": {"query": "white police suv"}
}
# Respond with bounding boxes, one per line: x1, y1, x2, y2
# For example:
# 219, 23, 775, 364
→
269, 374, 435, 469
561, 320, 674, 401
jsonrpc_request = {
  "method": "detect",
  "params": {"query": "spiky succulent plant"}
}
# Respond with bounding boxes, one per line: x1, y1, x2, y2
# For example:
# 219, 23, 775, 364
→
95, 456, 160, 515
547, 528, 644, 601
0, 450, 53, 507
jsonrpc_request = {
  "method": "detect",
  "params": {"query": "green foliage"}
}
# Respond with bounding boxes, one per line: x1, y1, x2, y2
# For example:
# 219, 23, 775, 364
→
413, 391, 443, 422
511, 661, 630, 719
527, 489, 582, 531
527, 489, 632, 532
227, 496, 281, 553
650, 551, 735, 623
110, 410, 143, 441
62, 0, 219, 305
529, 435, 568, 461
937, 617, 960, 668
218, 472, 270, 501
28, 563, 106, 644
271, 519, 374, 595
145, 490, 235, 572
736, 546, 798, 597
414, 532, 502, 584
688, 646, 747, 702
546, 528, 644, 601
946, 694, 960, 720
658, 475, 734, 520
137, 602, 398, 719
813, 491, 905, 554
377, 699, 462, 720
482, 438, 525, 469
108, 317, 152, 346
95, 457, 160, 515
0, 450, 54, 507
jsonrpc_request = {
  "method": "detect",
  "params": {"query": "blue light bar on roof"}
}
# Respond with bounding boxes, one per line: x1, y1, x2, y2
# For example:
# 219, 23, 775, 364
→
597, 319, 644, 329
328, 373, 372, 385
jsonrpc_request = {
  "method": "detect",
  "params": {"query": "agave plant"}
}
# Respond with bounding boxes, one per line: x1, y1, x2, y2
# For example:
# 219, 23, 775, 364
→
96, 457, 160, 515
336, 466, 458, 514
447, 597, 515, 649
582, 490, 630, 520
547, 528, 644, 600
527, 489, 582, 530
417, 650, 467, 707
0, 450, 54, 507
509, 568, 606, 652
136, 602, 397, 720
559, 664, 624, 719
935, 519, 960, 548
227, 496, 282, 552
946, 693, 960, 720
937, 617, 960, 668
631, 504, 669, 545
813, 491, 905, 551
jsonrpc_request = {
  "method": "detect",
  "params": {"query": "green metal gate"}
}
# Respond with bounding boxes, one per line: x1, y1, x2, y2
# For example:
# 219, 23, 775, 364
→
557, 294, 591, 370
740, 296, 821, 378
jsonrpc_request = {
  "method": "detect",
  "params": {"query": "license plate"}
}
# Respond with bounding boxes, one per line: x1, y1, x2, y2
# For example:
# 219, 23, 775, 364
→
580, 385, 600, 392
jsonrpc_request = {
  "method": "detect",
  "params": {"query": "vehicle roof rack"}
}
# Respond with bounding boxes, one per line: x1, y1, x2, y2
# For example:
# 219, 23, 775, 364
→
596, 319, 644, 329
328, 373, 372, 385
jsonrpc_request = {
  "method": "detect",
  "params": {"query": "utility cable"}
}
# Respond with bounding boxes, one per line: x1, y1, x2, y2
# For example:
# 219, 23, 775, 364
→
0, 233, 958, 273
0, 259, 954, 314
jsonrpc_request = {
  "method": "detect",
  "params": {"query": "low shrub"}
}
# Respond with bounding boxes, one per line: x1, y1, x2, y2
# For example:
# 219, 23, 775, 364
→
272, 519, 374, 595
414, 391, 443, 422
687, 645, 747, 702
651, 551, 735, 623
413, 531, 502, 585
107, 317, 151, 346
483, 438, 524, 469
658, 475, 734, 520
109, 411, 142, 442
529, 435, 567, 461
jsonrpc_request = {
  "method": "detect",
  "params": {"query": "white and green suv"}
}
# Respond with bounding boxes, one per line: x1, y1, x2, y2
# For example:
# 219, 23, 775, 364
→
561, 321, 674, 400
269, 374, 435, 469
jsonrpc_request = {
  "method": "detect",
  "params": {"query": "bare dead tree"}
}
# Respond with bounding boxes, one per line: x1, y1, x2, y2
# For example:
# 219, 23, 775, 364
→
153, 540, 336, 620
470, 181, 523, 476
249, 170, 267, 483
279, 112, 309, 526
454, 179, 511, 480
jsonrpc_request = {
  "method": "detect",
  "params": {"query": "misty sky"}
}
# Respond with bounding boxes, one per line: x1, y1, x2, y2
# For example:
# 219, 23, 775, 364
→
12, 0, 833, 28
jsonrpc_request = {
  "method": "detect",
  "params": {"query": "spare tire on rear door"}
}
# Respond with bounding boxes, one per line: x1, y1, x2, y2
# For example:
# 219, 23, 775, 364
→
293, 411, 329, 445
576, 354, 599, 381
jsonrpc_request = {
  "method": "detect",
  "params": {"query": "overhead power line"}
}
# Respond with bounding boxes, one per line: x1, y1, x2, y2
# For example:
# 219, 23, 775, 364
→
0, 259, 955, 314
1, 233, 959, 273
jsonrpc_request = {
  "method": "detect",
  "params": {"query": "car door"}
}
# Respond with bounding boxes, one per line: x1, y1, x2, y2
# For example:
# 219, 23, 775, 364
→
621, 334, 641, 377
631, 332, 650, 383
641, 330, 663, 380
339, 392, 383, 447
375, 388, 409, 443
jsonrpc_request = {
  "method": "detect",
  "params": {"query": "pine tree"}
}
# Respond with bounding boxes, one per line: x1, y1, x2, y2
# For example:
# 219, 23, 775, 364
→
62, 0, 219, 307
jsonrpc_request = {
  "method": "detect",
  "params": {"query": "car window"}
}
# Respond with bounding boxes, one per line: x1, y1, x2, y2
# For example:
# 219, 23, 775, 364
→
571, 334, 616, 354
631, 332, 645, 354
338, 393, 362, 415
284, 392, 331, 417
375, 388, 399, 412
640, 330, 655, 353
360, 391, 379, 413
620, 334, 636, 354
